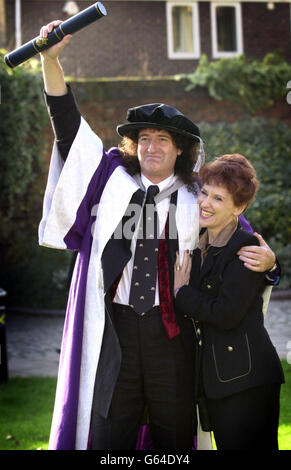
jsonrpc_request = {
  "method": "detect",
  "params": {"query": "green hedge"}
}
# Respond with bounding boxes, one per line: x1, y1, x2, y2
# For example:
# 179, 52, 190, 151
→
0, 51, 73, 309
182, 53, 291, 113
0, 51, 47, 229
201, 119, 291, 287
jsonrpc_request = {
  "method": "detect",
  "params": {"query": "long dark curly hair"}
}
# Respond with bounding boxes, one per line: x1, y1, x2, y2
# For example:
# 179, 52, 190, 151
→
118, 130, 200, 187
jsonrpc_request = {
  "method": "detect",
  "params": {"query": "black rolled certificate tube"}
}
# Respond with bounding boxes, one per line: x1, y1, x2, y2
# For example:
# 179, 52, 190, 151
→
4, 2, 107, 69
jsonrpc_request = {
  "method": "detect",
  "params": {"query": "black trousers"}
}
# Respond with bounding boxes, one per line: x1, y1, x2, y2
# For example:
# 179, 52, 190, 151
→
91, 304, 196, 450
206, 383, 281, 450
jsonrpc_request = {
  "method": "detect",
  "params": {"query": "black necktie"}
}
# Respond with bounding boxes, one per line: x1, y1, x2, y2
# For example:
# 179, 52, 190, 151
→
129, 185, 160, 315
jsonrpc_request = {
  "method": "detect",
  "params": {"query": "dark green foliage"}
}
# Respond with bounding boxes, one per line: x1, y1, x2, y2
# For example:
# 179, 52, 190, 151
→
182, 53, 291, 113
0, 51, 72, 309
0, 50, 47, 228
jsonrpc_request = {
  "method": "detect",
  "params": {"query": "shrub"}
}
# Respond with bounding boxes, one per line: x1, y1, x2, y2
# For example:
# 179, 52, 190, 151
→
0, 50, 47, 230
0, 51, 73, 309
182, 53, 291, 113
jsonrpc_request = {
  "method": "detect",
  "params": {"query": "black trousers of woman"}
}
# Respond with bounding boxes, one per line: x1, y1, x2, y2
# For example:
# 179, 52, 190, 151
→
206, 383, 281, 450
91, 304, 196, 450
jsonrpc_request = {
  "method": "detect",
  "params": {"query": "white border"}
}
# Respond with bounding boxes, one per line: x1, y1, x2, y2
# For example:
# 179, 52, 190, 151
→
166, 2, 201, 59
211, 2, 244, 58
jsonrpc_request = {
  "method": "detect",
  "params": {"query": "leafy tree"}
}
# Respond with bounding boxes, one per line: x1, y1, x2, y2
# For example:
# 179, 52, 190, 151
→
0, 50, 47, 236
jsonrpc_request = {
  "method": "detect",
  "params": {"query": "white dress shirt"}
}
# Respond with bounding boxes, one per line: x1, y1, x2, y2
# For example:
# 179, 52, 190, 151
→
113, 173, 177, 306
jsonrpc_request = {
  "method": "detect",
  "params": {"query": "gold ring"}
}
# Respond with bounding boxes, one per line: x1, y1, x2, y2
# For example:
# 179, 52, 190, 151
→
176, 266, 180, 271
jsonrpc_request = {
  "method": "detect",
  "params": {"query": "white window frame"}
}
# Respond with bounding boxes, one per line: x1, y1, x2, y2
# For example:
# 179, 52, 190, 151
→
211, 2, 243, 58
166, 2, 201, 60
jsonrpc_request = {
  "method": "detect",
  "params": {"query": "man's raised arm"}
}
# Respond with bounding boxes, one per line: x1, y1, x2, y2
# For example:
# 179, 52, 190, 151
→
40, 20, 71, 96
39, 22, 81, 161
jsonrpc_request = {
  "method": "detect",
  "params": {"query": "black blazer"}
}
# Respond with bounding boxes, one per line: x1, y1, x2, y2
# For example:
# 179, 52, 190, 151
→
175, 225, 284, 400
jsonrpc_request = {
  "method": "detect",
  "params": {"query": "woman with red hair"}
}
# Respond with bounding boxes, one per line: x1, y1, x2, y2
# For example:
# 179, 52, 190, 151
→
174, 154, 284, 450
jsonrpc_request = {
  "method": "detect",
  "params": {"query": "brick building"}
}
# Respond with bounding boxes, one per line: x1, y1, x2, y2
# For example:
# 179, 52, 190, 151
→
2, 0, 291, 78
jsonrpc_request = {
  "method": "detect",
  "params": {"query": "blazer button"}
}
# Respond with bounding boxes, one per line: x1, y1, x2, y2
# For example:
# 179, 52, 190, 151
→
198, 340, 202, 346
206, 284, 211, 289
196, 328, 201, 335
184, 314, 188, 319
228, 346, 233, 351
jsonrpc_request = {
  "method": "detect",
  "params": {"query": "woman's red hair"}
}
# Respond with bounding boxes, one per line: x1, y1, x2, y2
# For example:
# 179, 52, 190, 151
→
199, 154, 259, 208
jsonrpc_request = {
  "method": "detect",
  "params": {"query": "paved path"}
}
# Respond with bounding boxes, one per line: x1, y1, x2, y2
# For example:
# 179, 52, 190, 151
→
5, 313, 63, 378
4, 298, 291, 378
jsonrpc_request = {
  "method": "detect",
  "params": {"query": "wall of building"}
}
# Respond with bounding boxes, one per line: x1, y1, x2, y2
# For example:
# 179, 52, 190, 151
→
4, 1, 291, 78
243, 2, 291, 58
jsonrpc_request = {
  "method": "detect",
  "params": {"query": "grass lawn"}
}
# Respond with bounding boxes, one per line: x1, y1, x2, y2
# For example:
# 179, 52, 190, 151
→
278, 360, 291, 450
0, 377, 56, 450
0, 361, 290, 451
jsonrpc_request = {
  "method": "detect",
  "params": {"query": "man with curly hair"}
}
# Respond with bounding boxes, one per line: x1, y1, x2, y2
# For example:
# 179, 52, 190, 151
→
38, 23, 278, 451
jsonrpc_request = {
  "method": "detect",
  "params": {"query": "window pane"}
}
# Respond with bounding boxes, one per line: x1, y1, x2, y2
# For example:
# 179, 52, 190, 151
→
216, 6, 237, 52
172, 6, 194, 53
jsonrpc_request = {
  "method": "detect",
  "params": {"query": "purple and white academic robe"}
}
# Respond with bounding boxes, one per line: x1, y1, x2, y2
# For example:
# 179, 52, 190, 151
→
39, 117, 204, 450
